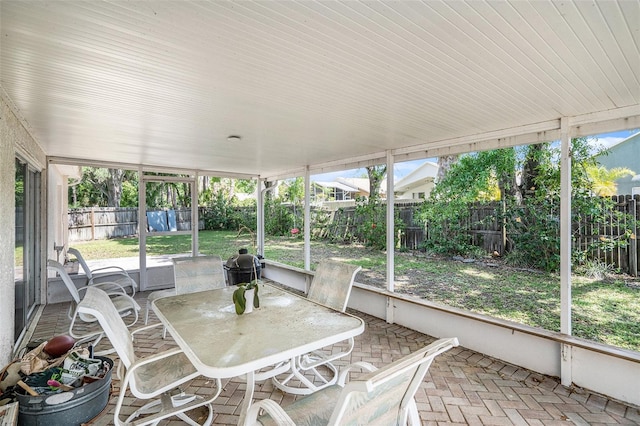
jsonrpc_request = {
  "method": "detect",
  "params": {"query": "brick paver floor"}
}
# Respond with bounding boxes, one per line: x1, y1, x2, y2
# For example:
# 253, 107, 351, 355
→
24, 290, 640, 425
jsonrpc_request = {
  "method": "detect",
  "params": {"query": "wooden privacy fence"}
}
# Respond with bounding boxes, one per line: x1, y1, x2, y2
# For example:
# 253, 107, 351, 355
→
574, 195, 639, 276
69, 207, 138, 241
68, 207, 205, 241
69, 196, 639, 275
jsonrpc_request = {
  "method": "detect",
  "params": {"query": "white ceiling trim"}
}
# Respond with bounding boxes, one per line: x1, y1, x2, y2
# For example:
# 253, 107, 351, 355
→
47, 156, 259, 180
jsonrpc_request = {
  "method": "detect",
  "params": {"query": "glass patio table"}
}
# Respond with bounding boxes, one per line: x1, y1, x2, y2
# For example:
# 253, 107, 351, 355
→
152, 281, 365, 425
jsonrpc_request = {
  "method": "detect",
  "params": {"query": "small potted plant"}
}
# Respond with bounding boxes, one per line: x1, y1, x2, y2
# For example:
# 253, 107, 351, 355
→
232, 280, 260, 315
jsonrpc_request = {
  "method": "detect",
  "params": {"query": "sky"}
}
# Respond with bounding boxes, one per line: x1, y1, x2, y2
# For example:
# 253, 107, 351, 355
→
310, 129, 639, 183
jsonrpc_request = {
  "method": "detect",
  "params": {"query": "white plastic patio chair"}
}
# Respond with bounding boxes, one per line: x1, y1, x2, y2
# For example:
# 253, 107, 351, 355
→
271, 260, 362, 395
47, 259, 140, 347
246, 337, 459, 426
68, 247, 138, 296
78, 286, 222, 426
144, 255, 226, 329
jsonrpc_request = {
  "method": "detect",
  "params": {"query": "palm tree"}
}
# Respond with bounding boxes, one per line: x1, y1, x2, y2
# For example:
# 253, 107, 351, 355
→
585, 164, 635, 196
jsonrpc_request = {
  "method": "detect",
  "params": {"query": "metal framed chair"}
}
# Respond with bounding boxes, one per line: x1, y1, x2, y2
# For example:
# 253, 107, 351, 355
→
173, 254, 227, 294
144, 255, 226, 327
47, 259, 140, 347
78, 286, 221, 426
247, 338, 459, 426
68, 247, 138, 296
271, 260, 362, 395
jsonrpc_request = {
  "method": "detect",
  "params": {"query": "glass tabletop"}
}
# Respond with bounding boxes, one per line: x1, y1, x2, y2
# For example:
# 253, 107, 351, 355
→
152, 282, 365, 378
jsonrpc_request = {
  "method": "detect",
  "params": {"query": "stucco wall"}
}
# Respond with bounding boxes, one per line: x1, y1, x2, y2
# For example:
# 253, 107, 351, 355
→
0, 96, 46, 366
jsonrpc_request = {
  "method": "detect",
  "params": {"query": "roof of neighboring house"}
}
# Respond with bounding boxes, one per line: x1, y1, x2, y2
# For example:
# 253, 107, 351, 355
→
394, 161, 439, 193
602, 131, 640, 150
336, 177, 369, 193
313, 181, 359, 192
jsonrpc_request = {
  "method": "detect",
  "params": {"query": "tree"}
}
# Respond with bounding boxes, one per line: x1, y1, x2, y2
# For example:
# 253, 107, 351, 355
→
519, 143, 548, 201
366, 165, 386, 201
430, 149, 516, 203
585, 164, 635, 196
73, 167, 132, 207
419, 137, 635, 271
235, 179, 257, 196
436, 154, 459, 183
281, 177, 304, 204
105, 168, 125, 207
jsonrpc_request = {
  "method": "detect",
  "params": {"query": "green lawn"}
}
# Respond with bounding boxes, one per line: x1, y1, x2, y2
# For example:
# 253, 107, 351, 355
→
69, 230, 640, 352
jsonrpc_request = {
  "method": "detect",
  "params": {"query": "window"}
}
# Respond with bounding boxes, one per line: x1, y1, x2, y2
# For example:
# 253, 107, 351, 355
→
14, 158, 41, 342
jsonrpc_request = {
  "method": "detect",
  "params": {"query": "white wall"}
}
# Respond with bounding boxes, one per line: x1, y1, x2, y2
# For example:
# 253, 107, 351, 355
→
396, 180, 435, 200
47, 165, 79, 264
0, 96, 46, 366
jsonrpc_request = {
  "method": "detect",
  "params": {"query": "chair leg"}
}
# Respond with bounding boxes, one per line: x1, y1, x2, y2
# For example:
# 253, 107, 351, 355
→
116, 386, 218, 426
407, 399, 420, 426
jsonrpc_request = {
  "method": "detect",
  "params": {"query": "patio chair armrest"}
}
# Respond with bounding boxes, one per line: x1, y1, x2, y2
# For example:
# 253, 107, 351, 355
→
244, 399, 296, 426
130, 322, 165, 339
337, 361, 377, 386
79, 281, 127, 295
82, 289, 140, 318
89, 265, 130, 276
129, 347, 186, 369
88, 269, 136, 287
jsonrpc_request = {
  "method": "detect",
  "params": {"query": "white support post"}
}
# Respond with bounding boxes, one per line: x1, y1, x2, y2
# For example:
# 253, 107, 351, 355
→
257, 180, 265, 257
138, 166, 147, 291
560, 116, 573, 386
192, 172, 198, 255
304, 167, 311, 271
386, 151, 395, 324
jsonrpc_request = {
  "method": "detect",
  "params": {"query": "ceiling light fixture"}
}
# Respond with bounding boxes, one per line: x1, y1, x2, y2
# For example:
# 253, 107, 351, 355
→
227, 135, 242, 142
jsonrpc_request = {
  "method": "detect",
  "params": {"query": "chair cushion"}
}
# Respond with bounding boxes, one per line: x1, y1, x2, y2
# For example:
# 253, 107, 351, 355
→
258, 384, 342, 426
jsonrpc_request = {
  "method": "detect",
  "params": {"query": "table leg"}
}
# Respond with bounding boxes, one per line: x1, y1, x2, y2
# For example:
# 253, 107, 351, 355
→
238, 370, 255, 426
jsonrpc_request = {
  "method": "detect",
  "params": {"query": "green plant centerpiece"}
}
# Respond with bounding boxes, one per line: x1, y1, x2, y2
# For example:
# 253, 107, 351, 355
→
232, 280, 260, 315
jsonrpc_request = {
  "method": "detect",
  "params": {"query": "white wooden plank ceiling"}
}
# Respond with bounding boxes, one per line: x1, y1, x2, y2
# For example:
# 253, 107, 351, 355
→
1, 1, 639, 178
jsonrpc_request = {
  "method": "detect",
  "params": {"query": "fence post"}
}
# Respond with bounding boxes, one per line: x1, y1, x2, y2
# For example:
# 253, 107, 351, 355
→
91, 206, 95, 241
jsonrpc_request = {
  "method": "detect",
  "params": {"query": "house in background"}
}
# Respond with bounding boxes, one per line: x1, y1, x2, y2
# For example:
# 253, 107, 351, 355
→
394, 161, 439, 200
312, 177, 387, 203
335, 177, 374, 198
595, 132, 640, 196
312, 181, 359, 202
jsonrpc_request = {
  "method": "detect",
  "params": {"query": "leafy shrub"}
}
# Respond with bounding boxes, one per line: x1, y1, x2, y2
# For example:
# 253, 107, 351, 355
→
574, 259, 614, 280
265, 199, 298, 236
417, 198, 478, 256
354, 197, 404, 250
203, 191, 240, 230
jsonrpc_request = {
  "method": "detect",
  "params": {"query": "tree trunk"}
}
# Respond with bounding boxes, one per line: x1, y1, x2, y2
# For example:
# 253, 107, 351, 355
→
264, 180, 277, 202
106, 168, 124, 207
520, 143, 546, 200
366, 165, 386, 201
436, 155, 459, 183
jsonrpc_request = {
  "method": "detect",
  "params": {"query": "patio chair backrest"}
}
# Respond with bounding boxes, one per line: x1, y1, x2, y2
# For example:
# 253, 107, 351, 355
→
331, 337, 459, 425
47, 259, 82, 304
77, 286, 137, 368
67, 247, 95, 279
307, 260, 362, 312
173, 255, 226, 294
